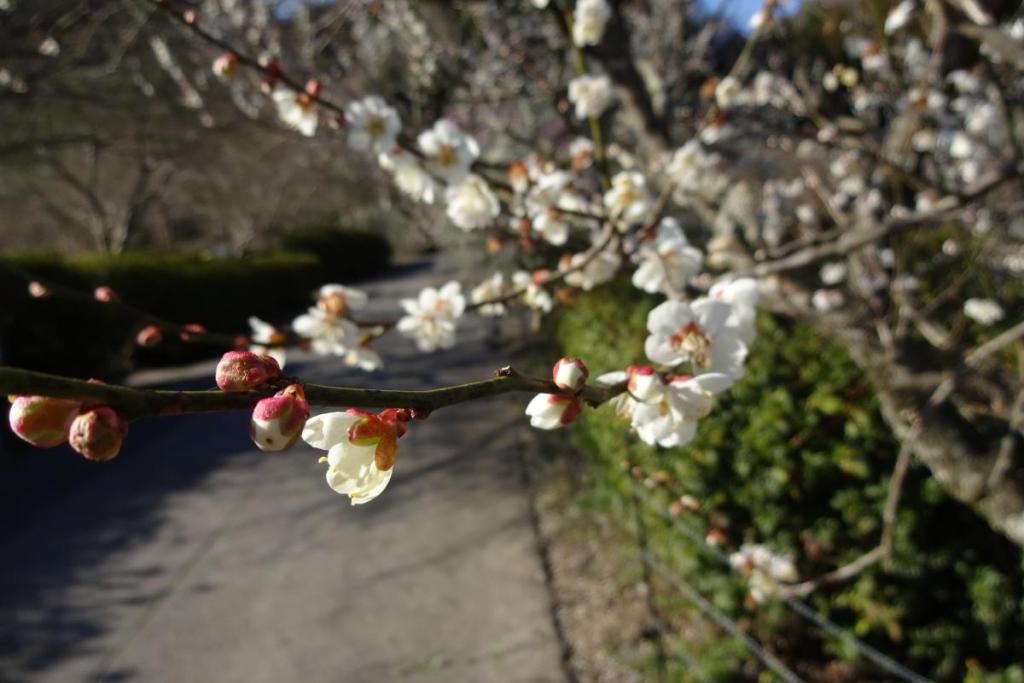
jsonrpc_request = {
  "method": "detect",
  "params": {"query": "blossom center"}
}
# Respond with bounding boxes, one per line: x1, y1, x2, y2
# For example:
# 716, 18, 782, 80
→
670, 322, 711, 368
367, 115, 385, 138
436, 144, 457, 167
319, 292, 348, 317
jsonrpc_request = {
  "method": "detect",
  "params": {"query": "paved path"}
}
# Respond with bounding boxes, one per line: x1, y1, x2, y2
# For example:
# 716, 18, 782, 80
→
0, 262, 565, 683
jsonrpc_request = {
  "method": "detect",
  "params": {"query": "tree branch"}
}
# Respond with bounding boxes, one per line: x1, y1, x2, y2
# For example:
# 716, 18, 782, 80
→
0, 365, 626, 421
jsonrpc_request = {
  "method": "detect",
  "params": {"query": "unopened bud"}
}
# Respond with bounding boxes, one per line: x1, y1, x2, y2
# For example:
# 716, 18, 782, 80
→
179, 323, 206, 341
136, 325, 163, 348
212, 52, 238, 78
553, 357, 589, 393
525, 393, 582, 430
215, 350, 280, 392
94, 286, 117, 302
507, 160, 529, 194
68, 407, 127, 462
8, 395, 81, 448
250, 384, 309, 452
27, 281, 51, 298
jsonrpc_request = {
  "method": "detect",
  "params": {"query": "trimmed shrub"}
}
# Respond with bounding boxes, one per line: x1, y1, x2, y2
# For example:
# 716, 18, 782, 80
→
277, 221, 392, 283
0, 251, 326, 379
552, 280, 1024, 682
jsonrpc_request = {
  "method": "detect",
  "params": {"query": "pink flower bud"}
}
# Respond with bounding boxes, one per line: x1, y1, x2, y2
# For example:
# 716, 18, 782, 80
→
525, 393, 582, 430
27, 281, 51, 298
305, 78, 322, 97
135, 325, 163, 348
212, 52, 238, 78
215, 351, 280, 391
8, 395, 81, 448
250, 384, 309, 452
94, 286, 117, 302
68, 407, 128, 462
552, 357, 589, 393
179, 323, 206, 342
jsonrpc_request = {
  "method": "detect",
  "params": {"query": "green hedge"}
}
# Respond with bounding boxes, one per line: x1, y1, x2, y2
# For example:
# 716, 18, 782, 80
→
0, 252, 323, 379
0, 232, 389, 379
552, 280, 1024, 682
277, 221, 392, 282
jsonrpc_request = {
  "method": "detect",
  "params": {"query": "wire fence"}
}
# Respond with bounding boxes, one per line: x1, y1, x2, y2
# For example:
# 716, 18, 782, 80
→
627, 481, 936, 683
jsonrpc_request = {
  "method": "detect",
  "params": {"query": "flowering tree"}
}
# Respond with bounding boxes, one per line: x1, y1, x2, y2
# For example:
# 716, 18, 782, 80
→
3, 0, 1024, 613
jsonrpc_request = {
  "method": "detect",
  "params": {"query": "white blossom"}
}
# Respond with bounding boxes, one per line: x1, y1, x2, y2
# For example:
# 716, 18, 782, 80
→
729, 543, 798, 604
397, 281, 466, 351
604, 171, 653, 225
37, 37, 60, 57
292, 308, 360, 356
533, 208, 570, 246
708, 278, 759, 346
568, 74, 614, 119
963, 298, 1005, 325
631, 373, 732, 447
667, 140, 713, 189
317, 284, 369, 314
570, 137, 595, 169
631, 217, 704, 295
445, 174, 500, 231
811, 288, 845, 312
272, 87, 317, 137
564, 248, 621, 291
884, 0, 915, 34
572, 0, 611, 47
645, 299, 748, 383
471, 272, 510, 316
248, 316, 287, 369
513, 271, 554, 313
345, 345, 382, 372
379, 150, 436, 204
345, 95, 401, 153
303, 412, 393, 505
417, 119, 479, 183
715, 76, 741, 109
819, 262, 848, 286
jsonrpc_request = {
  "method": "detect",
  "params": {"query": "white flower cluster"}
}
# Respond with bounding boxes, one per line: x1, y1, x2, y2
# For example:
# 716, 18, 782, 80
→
397, 281, 466, 351
729, 543, 799, 604
291, 284, 381, 371
580, 279, 758, 447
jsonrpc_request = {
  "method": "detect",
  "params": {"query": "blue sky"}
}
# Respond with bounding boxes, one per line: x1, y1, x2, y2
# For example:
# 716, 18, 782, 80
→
273, 0, 802, 32
698, 0, 803, 31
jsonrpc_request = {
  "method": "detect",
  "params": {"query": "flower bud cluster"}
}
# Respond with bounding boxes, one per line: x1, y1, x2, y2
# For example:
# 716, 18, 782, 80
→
9, 395, 129, 462
525, 357, 590, 430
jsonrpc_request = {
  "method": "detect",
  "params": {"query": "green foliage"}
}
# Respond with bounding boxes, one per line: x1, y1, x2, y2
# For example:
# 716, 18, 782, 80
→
551, 280, 1024, 682
0, 246, 384, 379
277, 219, 392, 283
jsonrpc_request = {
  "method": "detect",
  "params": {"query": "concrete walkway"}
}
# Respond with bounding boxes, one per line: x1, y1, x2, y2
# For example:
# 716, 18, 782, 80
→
0, 262, 566, 683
